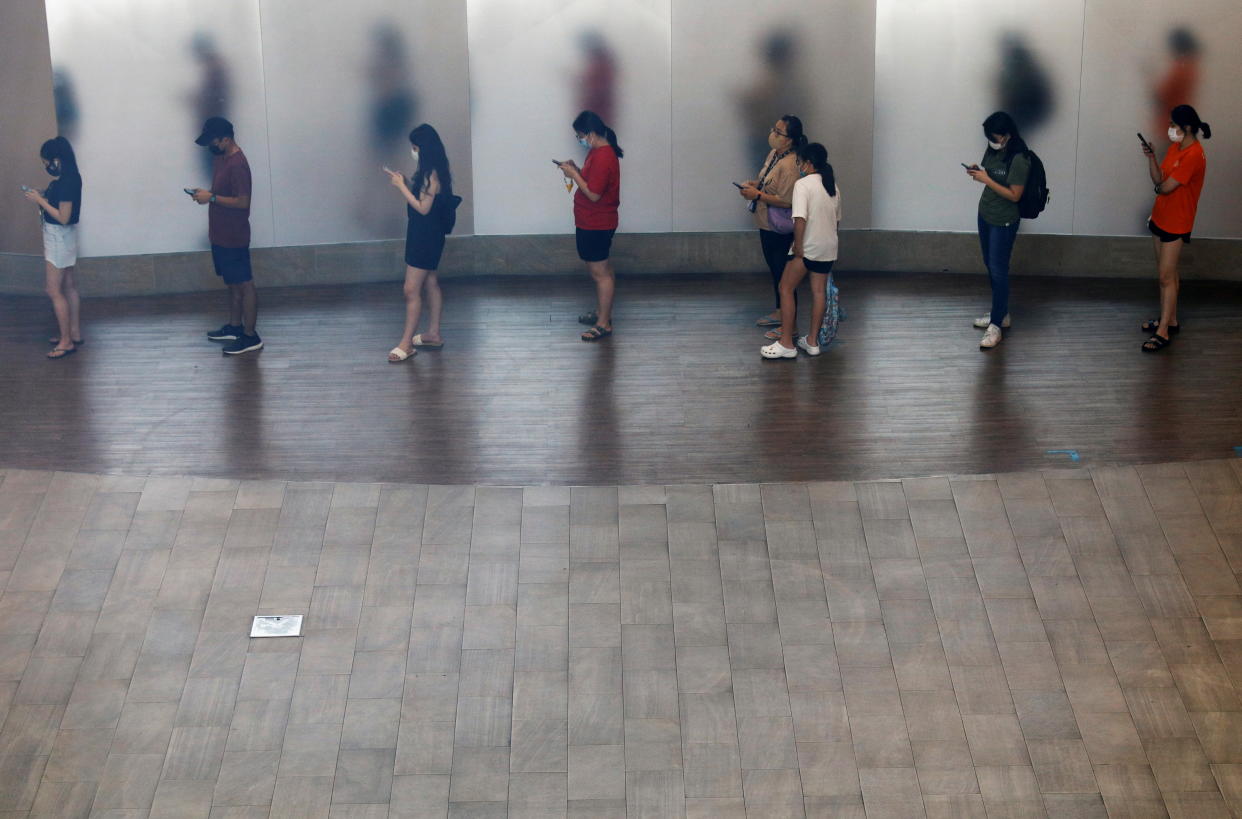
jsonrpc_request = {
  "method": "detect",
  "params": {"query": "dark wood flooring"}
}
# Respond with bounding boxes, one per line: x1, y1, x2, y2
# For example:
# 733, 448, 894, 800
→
2, 270, 1240, 485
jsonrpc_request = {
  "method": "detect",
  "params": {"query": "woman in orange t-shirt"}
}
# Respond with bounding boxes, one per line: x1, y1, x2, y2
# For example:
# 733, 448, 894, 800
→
1140, 104, 1210, 353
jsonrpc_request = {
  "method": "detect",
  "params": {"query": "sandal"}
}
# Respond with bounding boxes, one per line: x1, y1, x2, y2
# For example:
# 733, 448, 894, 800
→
581, 325, 612, 341
411, 334, 443, 349
47, 347, 77, 359
764, 329, 782, 341
49, 337, 84, 345
1141, 333, 1171, 353
387, 346, 416, 363
577, 311, 598, 326
756, 316, 782, 327
1140, 319, 1179, 334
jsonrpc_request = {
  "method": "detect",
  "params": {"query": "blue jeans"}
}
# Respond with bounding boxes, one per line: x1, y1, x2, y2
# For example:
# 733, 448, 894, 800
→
977, 214, 1019, 324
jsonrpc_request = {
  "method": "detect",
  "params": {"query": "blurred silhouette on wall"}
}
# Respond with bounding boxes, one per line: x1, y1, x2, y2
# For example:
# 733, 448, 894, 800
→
738, 31, 805, 162
360, 22, 419, 238
577, 31, 617, 126
190, 32, 231, 179
995, 32, 1053, 134
1152, 27, 1201, 135
52, 68, 80, 141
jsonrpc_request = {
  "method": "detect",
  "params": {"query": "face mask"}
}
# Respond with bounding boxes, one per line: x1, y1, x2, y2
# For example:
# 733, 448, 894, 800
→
44, 160, 60, 177
988, 140, 1004, 151
1168, 127, 1184, 143
410, 147, 420, 168
208, 143, 225, 155
577, 137, 591, 150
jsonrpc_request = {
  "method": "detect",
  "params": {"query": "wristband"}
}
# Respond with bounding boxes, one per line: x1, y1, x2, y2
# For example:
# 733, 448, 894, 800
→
210, 193, 217, 203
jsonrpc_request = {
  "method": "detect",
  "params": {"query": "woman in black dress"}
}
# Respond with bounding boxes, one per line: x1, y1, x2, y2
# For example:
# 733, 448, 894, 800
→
386, 124, 452, 362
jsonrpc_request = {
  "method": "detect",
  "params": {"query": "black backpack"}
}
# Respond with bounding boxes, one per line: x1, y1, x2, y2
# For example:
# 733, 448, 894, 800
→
1008, 149, 1049, 219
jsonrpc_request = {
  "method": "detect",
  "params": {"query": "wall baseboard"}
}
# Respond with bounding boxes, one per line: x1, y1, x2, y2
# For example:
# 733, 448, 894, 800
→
2, 230, 1239, 297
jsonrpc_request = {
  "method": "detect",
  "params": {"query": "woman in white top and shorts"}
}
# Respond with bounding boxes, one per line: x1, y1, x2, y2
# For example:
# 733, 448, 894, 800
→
761, 143, 840, 359
24, 136, 83, 359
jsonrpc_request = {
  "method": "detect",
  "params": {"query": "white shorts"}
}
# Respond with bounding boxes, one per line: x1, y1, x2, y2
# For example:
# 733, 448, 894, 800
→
43, 222, 78, 269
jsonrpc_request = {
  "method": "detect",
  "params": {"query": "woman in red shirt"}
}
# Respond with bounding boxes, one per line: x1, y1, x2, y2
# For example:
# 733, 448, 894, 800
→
1141, 104, 1210, 352
557, 110, 622, 341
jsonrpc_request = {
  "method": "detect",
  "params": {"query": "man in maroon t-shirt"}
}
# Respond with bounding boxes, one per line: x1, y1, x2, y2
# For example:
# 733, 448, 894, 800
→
191, 117, 262, 355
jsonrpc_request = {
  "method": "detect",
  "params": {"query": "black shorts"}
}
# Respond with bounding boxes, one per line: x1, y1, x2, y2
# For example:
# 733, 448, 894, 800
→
211, 244, 253, 284
1149, 220, 1191, 244
804, 259, 835, 275
576, 228, 615, 263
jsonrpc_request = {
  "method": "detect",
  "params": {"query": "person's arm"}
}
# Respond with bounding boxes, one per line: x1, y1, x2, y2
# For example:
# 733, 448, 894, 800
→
203, 192, 251, 210
389, 170, 439, 214
967, 158, 1025, 203
791, 217, 807, 258
31, 195, 74, 225
1151, 148, 1196, 195
1144, 144, 1163, 185
560, 160, 603, 202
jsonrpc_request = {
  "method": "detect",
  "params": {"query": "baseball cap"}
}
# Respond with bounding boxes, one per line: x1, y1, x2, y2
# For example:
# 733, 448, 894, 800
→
195, 116, 234, 146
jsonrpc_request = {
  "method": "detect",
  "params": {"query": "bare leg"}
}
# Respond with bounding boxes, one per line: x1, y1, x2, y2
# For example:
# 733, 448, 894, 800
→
777, 259, 808, 348
228, 284, 244, 328
391, 265, 428, 359
806, 273, 828, 344
422, 273, 443, 342
45, 262, 74, 353
63, 267, 81, 341
1155, 239, 1181, 339
238, 281, 258, 335
587, 260, 615, 329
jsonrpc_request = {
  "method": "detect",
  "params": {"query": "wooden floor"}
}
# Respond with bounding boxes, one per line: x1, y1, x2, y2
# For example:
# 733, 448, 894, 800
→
1, 270, 1241, 485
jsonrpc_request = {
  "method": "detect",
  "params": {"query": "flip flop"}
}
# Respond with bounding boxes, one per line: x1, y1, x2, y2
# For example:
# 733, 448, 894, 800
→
47, 347, 77, 360
411, 334, 443, 349
577, 311, 598, 326
756, 316, 782, 327
387, 346, 416, 363
581, 325, 612, 341
49, 337, 84, 345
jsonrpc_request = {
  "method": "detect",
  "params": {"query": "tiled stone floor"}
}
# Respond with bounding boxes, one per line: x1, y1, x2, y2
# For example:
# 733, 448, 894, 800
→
2, 462, 1242, 817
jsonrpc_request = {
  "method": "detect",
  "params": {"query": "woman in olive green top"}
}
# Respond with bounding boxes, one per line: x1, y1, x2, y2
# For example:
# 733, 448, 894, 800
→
739, 115, 806, 331
966, 111, 1029, 349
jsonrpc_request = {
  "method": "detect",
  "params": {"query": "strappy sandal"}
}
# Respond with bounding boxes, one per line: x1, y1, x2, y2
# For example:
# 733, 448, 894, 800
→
1141, 333, 1171, 353
581, 325, 612, 341
1140, 319, 1179, 334
578, 311, 598, 326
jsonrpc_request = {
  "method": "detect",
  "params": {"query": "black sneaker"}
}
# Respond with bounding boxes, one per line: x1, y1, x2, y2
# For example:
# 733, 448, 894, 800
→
223, 333, 263, 355
207, 324, 243, 342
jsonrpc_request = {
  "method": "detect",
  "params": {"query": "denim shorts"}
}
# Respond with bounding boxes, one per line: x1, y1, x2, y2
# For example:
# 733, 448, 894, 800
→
42, 223, 78, 269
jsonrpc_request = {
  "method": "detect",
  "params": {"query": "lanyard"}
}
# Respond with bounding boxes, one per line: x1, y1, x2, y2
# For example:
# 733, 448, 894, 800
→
758, 150, 790, 191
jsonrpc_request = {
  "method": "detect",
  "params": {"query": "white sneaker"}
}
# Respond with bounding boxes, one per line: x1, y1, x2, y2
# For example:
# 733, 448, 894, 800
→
979, 324, 1002, 349
973, 313, 1011, 329
796, 336, 821, 356
761, 341, 797, 359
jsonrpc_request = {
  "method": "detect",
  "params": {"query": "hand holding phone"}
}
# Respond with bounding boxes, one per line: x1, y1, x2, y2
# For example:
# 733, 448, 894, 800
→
1137, 132, 1153, 154
961, 163, 979, 170
382, 166, 396, 175
20, 185, 34, 193
183, 188, 196, 196
732, 182, 745, 189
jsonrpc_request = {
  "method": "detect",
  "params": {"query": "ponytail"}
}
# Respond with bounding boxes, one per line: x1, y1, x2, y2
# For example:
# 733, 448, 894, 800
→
796, 142, 835, 197
780, 114, 808, 150
572, 110, 623, 158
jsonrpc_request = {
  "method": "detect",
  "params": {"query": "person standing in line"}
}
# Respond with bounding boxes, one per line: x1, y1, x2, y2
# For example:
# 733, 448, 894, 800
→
966, 111, 1028, 350
192, 117, 262, 355
558, 110, 622, 342
386, 123, 452, 363
760, 143, 841, 359
23, 136, 83, 359
740, 115, 805, 335
1140, 104, 1210, 353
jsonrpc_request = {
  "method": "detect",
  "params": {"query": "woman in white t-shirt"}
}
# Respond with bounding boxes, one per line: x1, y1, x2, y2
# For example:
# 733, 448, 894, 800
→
761, 143, 841, 359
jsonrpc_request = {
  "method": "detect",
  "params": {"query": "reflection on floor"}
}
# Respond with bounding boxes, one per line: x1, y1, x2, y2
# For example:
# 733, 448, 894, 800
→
2, 271, 1241, 485
1, 461, 1241, 816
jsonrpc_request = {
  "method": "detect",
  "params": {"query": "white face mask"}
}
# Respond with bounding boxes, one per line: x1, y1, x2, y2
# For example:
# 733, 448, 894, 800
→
410, 147, 420, 168
988, 140, 1004, 151
1168, 127, 1184, 143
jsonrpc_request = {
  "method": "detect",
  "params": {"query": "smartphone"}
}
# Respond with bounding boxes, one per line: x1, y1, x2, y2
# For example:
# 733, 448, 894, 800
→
1137, 132, 1152, 151
382, 166, 396, 175
19, 184, 34, 193
551, 159, 563, 166
732, 182, 745, 189
183, 188, 196, 196
961, 163, 978, 170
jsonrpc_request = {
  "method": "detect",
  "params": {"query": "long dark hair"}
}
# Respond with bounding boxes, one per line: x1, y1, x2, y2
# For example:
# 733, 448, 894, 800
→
40, 135, 80, 180
796, 142, 835, 197
981, 111, 1027, 157
1171, 104, 1212, 139
779, 114, 808, 150
408, 123, 451, 195
573, 110, 623, 159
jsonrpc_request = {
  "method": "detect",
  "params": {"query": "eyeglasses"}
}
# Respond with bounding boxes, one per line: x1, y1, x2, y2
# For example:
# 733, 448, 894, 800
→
770, 128, 788, 138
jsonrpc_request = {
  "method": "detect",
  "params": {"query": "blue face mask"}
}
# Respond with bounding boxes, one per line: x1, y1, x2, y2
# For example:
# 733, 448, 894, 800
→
578, 137, 591, 150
